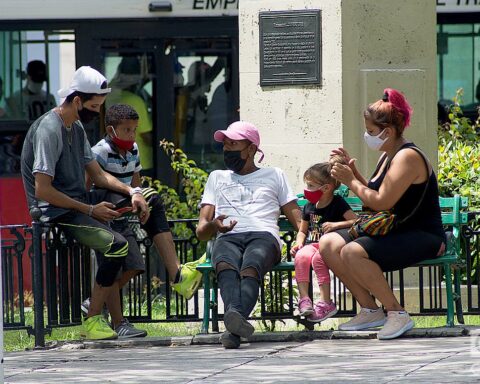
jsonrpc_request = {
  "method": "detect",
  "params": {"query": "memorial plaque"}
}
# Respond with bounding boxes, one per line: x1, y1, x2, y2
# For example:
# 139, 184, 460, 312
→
259, 10, 321, 86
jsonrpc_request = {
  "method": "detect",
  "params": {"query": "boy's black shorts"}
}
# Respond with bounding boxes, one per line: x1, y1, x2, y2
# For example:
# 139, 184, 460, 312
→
95, 218, 146, 277
103, 188, 171, 239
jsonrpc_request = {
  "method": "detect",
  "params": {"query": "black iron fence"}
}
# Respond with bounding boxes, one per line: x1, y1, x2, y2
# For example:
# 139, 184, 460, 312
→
2, 214, 480, 348
462, 213, 480, 314
1, 225, 31, 333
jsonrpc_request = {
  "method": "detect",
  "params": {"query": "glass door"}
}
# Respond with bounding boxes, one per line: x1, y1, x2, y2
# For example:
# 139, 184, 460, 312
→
102, 51, 156, 177
437, 23, 480, 120
0, 29, 75, 177
169, 38, 239, 173
94, 36, 239, 183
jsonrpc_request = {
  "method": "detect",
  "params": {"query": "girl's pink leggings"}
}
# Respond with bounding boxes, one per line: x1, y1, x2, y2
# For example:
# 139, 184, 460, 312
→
294, 243, 330, 284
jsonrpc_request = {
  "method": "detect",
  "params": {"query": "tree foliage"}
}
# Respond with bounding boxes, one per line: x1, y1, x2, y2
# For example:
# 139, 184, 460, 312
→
438, 89, 480, 208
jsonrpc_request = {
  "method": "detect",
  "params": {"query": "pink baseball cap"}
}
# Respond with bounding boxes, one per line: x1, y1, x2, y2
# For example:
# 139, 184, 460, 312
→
214, 121, 265, 162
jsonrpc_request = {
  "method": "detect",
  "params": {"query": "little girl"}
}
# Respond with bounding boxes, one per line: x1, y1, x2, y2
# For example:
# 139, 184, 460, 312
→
291, 159, 357, 322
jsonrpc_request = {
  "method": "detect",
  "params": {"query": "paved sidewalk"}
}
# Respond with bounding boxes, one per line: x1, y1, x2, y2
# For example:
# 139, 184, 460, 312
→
4, 329, 480, 383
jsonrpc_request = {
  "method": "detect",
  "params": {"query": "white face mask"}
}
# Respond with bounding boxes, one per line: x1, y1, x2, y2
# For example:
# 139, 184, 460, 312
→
27, 80, 44, 94
363, 130, 388, 151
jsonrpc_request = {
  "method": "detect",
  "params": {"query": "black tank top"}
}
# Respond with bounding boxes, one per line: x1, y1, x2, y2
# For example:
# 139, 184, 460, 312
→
367, 143, 445, 239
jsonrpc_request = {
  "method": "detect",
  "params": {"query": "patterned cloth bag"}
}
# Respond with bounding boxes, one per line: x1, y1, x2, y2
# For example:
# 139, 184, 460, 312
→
348, 147, 430, 239
348, 210, 397, 239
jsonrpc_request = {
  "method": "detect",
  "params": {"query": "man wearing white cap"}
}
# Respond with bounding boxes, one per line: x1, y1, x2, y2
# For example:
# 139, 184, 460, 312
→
21, 66, 149, 340
196, 121, 301, 349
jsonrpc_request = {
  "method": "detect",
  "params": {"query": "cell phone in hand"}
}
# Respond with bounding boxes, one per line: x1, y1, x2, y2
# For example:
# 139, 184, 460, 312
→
114, 198, 133, 215
115, 206, 133, 215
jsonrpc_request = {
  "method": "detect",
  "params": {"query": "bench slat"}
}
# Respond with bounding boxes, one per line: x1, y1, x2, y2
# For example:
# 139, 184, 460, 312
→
269, 253, 462, 271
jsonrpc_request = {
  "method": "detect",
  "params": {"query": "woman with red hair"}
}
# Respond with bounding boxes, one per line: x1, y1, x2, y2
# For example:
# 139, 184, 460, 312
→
321, 88, 445, 340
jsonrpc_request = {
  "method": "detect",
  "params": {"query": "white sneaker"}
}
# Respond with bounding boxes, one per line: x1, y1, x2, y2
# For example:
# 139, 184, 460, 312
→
80, 298, 91, 317
377, 311, 414, 340
338, 308, 386, 331
81, 297, 110, 324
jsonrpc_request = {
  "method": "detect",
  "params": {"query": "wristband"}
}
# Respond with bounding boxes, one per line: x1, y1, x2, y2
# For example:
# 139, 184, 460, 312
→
129, 187, 143, 196
88, 205, 94, 217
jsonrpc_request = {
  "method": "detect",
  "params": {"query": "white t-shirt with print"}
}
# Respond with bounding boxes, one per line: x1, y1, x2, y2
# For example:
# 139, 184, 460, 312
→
200, 167, 297, 247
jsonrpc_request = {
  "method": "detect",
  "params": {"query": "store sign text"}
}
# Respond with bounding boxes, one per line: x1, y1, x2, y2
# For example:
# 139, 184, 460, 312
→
437, 0, 480, 12
193, 0, 238, 10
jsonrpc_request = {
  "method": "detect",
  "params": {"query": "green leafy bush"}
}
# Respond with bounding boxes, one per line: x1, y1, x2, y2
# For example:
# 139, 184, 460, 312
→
438, 89, 480, 282
438, 90, 480, 207
143, 140, 208, 221
142, 140, 208, 257
142, 140, 208, 236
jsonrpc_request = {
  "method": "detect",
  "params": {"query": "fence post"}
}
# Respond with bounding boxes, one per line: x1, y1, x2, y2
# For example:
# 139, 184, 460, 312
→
30, 207, 45, 348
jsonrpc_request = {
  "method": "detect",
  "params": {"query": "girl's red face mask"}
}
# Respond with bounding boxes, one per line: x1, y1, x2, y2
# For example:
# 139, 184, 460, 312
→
304, 179, 329, 204
303, 188, 324, 204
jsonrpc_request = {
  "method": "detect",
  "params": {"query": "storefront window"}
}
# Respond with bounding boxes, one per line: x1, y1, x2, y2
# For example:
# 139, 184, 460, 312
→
437, 23, 480, 119
0, 30, 75, 176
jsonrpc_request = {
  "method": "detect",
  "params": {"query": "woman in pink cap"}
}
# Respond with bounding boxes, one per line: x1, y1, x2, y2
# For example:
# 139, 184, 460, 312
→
196, 121, 301, 349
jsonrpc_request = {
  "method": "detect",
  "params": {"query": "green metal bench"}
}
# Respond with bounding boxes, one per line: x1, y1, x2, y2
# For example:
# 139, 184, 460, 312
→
197, 193, 469, 333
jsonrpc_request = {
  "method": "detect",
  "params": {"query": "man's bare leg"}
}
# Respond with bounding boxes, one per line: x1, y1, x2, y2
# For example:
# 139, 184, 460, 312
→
88, 283, 114, 317
105, 270, 140, 328
153, 232, 180, 282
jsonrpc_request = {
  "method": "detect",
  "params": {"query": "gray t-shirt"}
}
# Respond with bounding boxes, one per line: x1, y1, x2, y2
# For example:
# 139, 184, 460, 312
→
21, 110, 94, 219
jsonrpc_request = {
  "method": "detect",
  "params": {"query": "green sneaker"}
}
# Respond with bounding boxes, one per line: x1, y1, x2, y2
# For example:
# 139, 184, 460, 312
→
190, 253, 207, 267
81, 314, 118, 340
171, 254, 206, 300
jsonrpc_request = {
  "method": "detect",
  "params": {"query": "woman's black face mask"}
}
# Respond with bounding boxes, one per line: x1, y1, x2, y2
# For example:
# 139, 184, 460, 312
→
78, 104, 100, 124
223, 149, 248, 173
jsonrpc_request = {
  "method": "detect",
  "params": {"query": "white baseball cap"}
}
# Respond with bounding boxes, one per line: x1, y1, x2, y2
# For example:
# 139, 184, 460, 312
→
58, 66, 111, 98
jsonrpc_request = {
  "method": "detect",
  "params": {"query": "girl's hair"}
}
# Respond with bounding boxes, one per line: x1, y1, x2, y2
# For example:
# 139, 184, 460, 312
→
304, 159, 345, 190
363, 88, 413, 136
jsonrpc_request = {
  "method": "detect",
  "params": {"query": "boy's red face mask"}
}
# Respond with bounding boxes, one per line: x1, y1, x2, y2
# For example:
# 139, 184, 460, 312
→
111, 127, 134, 151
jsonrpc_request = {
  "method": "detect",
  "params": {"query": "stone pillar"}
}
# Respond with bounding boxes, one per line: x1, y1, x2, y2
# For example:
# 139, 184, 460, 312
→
239, 0, 437, 189
239, 0, 437, 288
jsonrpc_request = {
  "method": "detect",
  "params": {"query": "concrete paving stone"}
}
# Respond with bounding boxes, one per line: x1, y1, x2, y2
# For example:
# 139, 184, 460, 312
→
192, 333, 222, 345
5, 343, 300, 383
250, 330, 336, 342
194, 339, 475, 383
72, 326, 474, 351
4, 335, 480, 383
464, 325, 480, 337
83, 336, 194, 349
